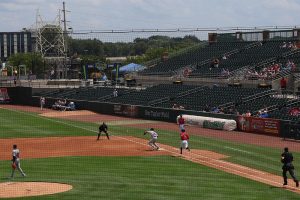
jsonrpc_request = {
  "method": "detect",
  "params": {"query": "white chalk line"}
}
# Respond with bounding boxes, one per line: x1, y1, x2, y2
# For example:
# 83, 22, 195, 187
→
1, 107, 299, 191
224, 146, 254, 155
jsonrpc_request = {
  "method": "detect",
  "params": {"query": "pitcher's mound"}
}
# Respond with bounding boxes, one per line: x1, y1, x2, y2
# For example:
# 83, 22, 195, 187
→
0, 182, 72, 198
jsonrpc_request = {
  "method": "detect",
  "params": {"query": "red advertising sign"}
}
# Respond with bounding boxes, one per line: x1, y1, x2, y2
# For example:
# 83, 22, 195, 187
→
237, 116, 280, 136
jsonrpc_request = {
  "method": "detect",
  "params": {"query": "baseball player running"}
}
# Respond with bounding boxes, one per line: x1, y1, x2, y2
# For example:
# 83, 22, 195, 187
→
144, 128, 160, 150
180, 129, 190, 154
11, 144, 26, 178
97, 122, 110, 140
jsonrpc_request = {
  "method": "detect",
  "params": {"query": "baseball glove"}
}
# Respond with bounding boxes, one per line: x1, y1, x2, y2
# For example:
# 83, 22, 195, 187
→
11, 163, 16, 169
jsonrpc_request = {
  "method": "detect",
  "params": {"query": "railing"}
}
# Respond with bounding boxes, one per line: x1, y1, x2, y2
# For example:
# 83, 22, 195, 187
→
148, 86, 205, 106
176, 86, 206, 98
142, 42, 206, 68
218, 101, 235, 109
284, 100, 300, 108
147, 96, 170, 106
0, 78, 86, 88
281, 48, 300, 58
261, 98, 300, 114
97, 89, 134, 102
241, 89, 276, 102
272, 69, 292, 80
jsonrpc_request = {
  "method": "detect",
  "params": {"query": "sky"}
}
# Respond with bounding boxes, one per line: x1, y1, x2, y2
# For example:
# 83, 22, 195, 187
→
0, 0, 300, 32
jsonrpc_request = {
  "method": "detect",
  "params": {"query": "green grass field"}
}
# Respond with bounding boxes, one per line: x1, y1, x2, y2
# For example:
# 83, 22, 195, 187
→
0, 107, 300, 199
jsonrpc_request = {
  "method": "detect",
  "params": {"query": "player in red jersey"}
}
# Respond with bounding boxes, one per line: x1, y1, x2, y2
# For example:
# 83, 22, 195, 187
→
180, 129, 190, 154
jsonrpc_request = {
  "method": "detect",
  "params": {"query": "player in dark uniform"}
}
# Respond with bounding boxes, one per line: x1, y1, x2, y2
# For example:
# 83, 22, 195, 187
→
97, 122, 109, 140
281, 147, 299, 187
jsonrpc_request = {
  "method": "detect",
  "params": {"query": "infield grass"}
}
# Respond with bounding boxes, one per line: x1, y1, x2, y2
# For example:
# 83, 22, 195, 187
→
0, 156, 299, 200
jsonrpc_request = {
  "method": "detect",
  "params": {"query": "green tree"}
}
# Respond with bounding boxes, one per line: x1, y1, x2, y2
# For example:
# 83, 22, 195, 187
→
8, 53, 44, 77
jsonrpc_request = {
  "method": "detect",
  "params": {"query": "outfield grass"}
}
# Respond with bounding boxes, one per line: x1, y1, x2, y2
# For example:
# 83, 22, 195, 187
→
0, 108, 97, 138
1, 107, 300, 199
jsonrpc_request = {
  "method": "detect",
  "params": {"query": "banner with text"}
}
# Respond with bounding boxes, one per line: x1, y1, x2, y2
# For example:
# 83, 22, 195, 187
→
237, 116, 280, 136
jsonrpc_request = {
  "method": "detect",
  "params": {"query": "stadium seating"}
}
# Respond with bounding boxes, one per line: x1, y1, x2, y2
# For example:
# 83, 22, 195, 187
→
108, 84, 199, 106
190, 40, 295, 78
141, 41, 253, 74
40, 87, 130, 101
155, 86, 270, 111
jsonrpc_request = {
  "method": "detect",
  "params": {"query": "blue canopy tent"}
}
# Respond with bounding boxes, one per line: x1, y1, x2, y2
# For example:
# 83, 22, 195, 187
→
112, 63, 145, 75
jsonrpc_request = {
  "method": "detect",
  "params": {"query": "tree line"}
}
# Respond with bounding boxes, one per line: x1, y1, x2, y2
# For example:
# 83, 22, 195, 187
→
7, 35, 201, 78
69, 35, 201, 65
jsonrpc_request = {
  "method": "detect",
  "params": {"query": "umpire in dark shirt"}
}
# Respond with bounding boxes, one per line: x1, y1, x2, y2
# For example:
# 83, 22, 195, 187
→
97, 122, 109, 140
281, 147, 299, 187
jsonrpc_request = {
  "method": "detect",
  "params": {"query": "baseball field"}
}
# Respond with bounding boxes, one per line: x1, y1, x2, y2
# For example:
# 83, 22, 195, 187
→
1, 105, 300, 199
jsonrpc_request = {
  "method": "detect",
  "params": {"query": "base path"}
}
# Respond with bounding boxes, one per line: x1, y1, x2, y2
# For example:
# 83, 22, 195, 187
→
0, 182, 72, 198
0, 136, 169, 160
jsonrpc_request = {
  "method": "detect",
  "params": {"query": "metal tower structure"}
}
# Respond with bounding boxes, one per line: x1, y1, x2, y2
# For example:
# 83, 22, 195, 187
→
35, 9, 67, 78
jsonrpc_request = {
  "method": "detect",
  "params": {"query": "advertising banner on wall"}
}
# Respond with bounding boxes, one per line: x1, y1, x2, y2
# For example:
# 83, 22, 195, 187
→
0, 88, 10, 102
237, 116, 280, 136
113, 104, 138, 117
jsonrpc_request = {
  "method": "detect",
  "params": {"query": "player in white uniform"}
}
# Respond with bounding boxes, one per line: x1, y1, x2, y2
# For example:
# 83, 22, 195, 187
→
11, 144, 26, 178
144, 128, 160, 150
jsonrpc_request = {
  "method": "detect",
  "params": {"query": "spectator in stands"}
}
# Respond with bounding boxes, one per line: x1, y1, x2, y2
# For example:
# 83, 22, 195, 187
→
213, 58, 220, 68
226, 107, 234, 114
13, 69, 18, 77
259, 110, 269, 118
219, 107, 225, 114
13, 76, 17, 87
280, 77, 287, 91
113, 89, 118, 97
52, 99, 67, 111
280, 42, 287, 48
204, 104, 210, 112
285, 60, 296, 70
179, 105, 185, 110
244, 110, 251, 117
66, 101, 76, 111
221, 68, 227, 76
221, 68, 230, 77
177, 114, 185, 131
50, 68, 55, 80
211, 107, 220, 113
40, 97, 45, 110
222, 54, 227, 60
172, 103, 179, 110
292, 42, 298, 50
